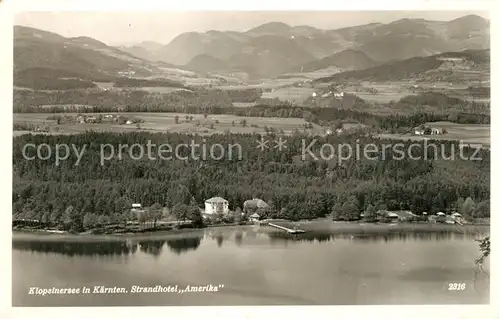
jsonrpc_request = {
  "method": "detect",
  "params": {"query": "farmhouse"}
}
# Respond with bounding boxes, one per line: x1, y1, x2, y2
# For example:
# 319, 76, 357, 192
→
334, 92, 344, 99
430, 127, 443, 135
85, 116, 97, 123
414, 128, 425, 135
76, 115, 86, 124
204, 197, 229, 215
414, 126, 444, 136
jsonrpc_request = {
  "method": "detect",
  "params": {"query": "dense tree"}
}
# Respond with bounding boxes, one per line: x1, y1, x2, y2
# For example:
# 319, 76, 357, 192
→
461, 197, 477, 218
149, 203, 163, 228
364, 204, 377, 222
12, 131, 490, 227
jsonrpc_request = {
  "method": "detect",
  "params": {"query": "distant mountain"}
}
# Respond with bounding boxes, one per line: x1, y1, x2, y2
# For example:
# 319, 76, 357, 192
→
245, 22, 295, 36
16, 14, 489, 83
290, 49, 378, 73
14, 26, 158, 78
121, 14, 488, 79
119, 41, 165, 61
13, 26, 170, 89
314, 49, 490, 83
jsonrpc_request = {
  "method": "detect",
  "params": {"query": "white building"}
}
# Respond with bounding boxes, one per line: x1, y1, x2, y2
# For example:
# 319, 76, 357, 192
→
204, 197, 229, 215
131, 203, 144, 214
414, 127, 426, 135
431, 127, 443, 135
334, 92, 344, 99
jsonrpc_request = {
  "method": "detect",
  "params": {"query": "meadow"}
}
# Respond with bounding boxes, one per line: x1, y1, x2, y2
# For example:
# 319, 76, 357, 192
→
13, 112, 312, 136
377, 121, 490, 146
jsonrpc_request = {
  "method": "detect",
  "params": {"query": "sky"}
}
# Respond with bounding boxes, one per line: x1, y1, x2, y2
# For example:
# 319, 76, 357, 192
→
14, 11, 489, 46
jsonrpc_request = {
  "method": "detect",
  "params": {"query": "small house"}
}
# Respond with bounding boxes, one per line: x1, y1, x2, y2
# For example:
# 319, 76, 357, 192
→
76, 115, 86, 124
387, 212, 400, 221
249, 213, 261, 222
131, 203, 145, 214
414, 128, 425, 135
126, 120, 133, 125
392, 210, 417, 221
435, 212, 447, 223
452, 212, 465, 224
431, 127, 443, 135
85, 116, 97, 123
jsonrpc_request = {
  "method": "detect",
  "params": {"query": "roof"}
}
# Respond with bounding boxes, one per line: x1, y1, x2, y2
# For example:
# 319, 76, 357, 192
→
436, 212, 446, 216
452, 212, 462, 216
205, 197, 228, 203
387, 212, 399, 218
132, 203, 142, 208
390, 210, 416, 218
244, 198, 269, 208
250, 213, 260, 218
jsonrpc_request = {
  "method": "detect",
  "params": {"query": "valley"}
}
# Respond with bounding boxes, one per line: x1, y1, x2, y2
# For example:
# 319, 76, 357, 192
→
12, 15, 490, 144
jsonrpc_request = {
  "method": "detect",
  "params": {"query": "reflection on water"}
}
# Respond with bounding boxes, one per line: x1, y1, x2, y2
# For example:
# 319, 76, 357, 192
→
12, 226, 490, 306
138, 240, 165, 257
12, 236, 204, 257
12, 227, 487, 258
165, 236, 202, 254
266, 229, 484, 243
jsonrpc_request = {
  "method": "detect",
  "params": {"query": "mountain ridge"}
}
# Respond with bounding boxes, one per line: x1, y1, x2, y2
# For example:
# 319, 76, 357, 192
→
14, 14, 489, 80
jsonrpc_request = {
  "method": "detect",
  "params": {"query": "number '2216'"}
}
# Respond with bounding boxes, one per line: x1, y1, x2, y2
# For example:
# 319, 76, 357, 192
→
448, 283, 466, 291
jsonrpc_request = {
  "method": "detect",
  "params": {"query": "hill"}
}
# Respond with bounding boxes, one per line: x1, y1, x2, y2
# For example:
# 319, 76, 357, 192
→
314, 49, 490, 83
13, 26, 166, 89
185, 54, 229, 73
290, 49, 378, 73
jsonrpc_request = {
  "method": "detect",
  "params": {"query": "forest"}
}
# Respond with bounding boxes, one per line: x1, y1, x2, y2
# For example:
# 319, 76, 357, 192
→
13, 131, 490, 232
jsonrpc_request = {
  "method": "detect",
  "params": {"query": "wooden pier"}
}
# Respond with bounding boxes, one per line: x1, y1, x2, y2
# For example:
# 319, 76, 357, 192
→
259, 221, 306, 234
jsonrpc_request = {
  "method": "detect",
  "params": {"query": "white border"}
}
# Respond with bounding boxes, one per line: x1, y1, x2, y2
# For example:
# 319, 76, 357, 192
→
1, 1, 499, 319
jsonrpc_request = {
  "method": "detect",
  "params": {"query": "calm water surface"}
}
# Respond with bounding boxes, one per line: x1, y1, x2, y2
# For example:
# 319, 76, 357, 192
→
12, 225, 490, 306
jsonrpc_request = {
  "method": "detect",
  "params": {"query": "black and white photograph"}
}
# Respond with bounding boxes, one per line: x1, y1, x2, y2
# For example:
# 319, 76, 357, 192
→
9, 9, 492, 310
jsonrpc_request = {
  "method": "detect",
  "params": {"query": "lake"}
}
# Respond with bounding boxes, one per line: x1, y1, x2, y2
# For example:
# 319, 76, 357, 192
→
12, 225, 490, 306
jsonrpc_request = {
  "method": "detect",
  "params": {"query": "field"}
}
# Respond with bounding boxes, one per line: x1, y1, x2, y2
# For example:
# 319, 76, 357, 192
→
261, 87, 316, 103
13, 113, 313, 136
377, 121, 490, 146
343, 80, 490, 105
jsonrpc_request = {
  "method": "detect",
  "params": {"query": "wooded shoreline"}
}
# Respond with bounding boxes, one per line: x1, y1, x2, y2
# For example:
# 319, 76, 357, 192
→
13, 218, 490, 240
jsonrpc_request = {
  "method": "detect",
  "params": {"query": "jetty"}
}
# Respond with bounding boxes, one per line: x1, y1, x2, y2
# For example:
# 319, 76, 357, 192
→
258, 221, 306, 234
